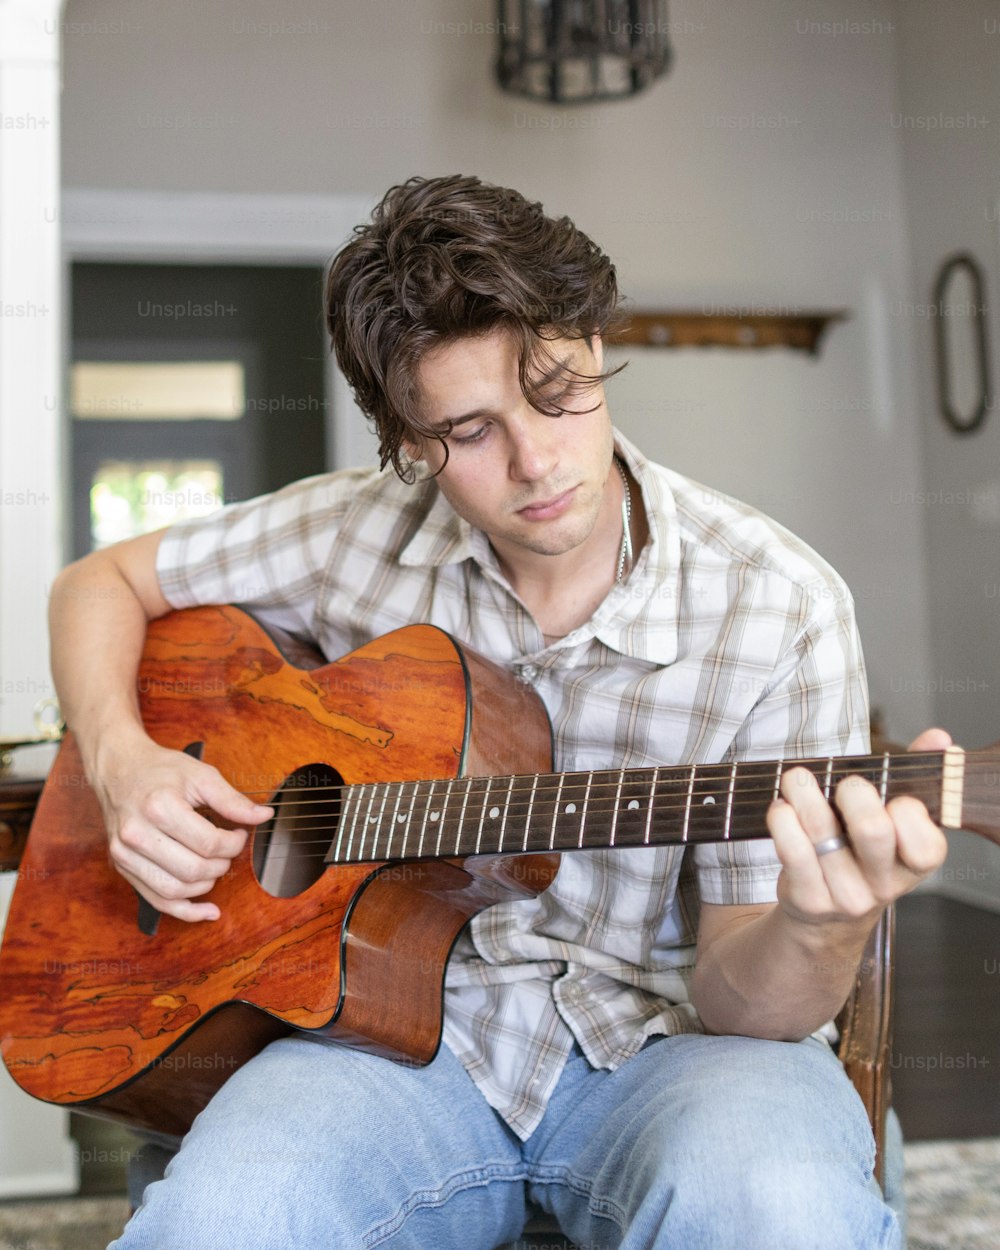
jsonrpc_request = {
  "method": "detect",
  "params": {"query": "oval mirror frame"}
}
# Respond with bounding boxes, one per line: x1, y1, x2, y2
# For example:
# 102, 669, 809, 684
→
933, 253, 992, 434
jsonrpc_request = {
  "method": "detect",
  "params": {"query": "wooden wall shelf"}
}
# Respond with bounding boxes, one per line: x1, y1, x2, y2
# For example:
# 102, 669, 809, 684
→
607, 310, 847, 356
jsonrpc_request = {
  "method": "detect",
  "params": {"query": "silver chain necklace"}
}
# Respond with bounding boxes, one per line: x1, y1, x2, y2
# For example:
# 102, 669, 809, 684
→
614, 456, 633, 583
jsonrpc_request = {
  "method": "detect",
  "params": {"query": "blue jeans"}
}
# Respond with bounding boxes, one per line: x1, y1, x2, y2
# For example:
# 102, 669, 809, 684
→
110, 1032, 899, 1250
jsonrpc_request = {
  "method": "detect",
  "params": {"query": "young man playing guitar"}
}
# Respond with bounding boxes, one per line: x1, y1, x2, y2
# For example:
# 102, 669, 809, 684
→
49, 175, 947, 1250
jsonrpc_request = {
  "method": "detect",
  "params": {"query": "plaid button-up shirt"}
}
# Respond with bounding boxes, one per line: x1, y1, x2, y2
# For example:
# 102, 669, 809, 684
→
156, 430, 869, 1139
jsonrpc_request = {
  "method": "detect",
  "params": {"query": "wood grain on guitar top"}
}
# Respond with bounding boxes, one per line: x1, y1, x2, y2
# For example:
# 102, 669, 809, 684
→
0, 606, 554, 1135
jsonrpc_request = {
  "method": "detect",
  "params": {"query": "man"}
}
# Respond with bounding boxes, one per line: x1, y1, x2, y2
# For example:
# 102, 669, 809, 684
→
50, 175, 947, 1250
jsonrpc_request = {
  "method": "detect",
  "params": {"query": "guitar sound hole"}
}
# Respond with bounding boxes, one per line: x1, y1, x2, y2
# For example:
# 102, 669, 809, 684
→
252, 762, 342, 898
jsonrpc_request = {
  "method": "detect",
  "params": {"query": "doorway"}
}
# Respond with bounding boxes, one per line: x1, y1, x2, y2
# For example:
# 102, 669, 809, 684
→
70, 263, 328, 559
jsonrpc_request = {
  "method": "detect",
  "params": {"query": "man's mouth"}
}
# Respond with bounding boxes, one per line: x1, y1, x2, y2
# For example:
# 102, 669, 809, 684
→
517, 487, 577, 521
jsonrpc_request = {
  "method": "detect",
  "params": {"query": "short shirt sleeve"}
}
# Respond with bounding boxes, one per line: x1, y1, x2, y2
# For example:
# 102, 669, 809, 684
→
154, 469, 365, 641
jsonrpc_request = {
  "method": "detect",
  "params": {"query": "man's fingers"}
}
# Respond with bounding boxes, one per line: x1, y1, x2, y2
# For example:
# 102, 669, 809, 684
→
906, 727, 952, 753
831, 775, 897, 900
97, 741, 275, 925
116, 861, 223, 923
771, 768, 878, 921
124, 785, 248, 863
779, 767, 843, 844
888, 794, 949, 876
192, 765, 274, 829
767, 796, 833, 907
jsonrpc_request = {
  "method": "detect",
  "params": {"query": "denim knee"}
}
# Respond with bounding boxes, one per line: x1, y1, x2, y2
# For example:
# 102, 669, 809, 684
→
636, 1040, 897, 1250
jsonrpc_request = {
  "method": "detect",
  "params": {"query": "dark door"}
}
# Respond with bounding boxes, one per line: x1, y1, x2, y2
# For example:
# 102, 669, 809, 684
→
70, 263, 328, 558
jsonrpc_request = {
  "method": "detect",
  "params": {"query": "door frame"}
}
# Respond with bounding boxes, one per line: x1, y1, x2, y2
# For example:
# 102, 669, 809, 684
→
61, 187, 379, 560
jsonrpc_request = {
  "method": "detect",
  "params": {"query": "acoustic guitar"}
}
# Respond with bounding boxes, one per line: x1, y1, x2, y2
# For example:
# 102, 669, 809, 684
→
0, 605, 995, 1138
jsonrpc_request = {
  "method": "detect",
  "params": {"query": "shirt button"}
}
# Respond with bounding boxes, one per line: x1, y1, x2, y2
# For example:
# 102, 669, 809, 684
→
517, 663, 540, 683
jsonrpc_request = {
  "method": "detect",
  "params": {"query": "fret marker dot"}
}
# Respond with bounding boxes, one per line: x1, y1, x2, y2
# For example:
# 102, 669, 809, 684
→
565, 803, 577, 814
627, 799, 640, 810
430, 811, 440, 822
397, 813, 406, 822
489, 805, 500, 819
702, 796, 716, 805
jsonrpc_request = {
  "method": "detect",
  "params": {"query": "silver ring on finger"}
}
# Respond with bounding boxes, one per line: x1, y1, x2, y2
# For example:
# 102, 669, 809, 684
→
814, 834, 849, 858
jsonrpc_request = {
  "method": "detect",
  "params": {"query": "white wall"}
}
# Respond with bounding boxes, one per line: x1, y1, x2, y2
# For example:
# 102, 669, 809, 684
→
58, 0, 938, 740
0, 0, 78, 1198
893, 0, 1000, 906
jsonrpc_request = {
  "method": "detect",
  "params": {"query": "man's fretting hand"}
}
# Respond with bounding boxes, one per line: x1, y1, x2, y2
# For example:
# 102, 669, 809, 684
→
767, 727, 950, 930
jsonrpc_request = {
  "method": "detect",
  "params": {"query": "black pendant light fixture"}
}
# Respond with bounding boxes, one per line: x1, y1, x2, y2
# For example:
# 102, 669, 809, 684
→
496, 0, 673, 104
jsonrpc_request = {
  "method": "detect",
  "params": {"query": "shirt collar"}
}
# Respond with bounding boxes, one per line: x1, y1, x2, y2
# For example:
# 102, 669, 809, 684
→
589, 429, 680, 666
397, 478, 475, 568
397, 428, 681, 665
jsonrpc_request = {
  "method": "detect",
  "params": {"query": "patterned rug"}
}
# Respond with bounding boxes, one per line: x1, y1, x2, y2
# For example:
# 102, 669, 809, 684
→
0, 1138, 996, 1249
904, 1138, 1000, 1250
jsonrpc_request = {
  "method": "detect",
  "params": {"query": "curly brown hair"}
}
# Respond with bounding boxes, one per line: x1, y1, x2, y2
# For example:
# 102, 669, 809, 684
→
324, 174, 626, 479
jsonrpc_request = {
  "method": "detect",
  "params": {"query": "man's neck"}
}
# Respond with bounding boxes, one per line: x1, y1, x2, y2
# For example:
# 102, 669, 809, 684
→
494, 459, 647, 642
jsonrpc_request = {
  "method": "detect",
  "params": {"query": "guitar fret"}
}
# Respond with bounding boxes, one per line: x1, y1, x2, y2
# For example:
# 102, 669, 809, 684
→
435, 780, 449, 858
644, 767, 658, 845
435, 780, 451, 857
773, 760, 784, 803
437, 780, 452, 860
497, 775, 515, 852
823, 758, 833, 800
474, 778, 493, 855
346, 783, 374, 862
725, 761, 737, 840
549, 772, 565, 849
418, 779, 436, 858
610, 768, 625, 847
683, 765, 695, 842
578, 773, 593, 849
333, 785, 359, 864
399, 783, 419, 859
372, 780, 392, 860
522, 774, 539, 852
880, 753, 890, 805
454, 777, 471, 856
355, 784, 373, 861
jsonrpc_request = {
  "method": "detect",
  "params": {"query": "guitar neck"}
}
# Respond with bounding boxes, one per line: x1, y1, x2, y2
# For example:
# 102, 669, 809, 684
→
328, 749, 963, 865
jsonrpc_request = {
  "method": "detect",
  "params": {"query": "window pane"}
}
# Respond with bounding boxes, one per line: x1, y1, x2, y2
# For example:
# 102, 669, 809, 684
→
90, 460, 224, 548
72, 362, 244, 420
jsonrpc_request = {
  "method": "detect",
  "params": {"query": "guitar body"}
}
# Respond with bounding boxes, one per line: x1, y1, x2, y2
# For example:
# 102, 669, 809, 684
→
0, 606, 555, 1136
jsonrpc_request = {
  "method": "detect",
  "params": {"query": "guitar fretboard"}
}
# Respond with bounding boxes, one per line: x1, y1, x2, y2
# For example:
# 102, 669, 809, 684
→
325, 751, 951, 865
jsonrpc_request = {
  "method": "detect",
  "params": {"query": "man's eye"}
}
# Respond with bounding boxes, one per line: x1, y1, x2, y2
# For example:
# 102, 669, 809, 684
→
452, 424, 488, 445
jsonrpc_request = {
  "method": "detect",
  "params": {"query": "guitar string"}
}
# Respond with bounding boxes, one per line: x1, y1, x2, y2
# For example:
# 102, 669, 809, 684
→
230, 759, 960, 819
219, 759, 962, 863
224, 758, 958, 818
235, 781, 957, 847
228, 752, 959, 806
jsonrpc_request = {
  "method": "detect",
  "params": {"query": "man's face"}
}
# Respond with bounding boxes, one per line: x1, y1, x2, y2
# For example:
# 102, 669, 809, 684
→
410, 329, 617, 574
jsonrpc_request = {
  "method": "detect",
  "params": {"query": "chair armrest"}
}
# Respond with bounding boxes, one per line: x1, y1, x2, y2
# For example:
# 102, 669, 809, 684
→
834, 904, 895, 1186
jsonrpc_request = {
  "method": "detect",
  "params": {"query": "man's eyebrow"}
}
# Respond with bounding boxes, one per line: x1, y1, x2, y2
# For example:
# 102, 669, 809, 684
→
430, 355, 575, 433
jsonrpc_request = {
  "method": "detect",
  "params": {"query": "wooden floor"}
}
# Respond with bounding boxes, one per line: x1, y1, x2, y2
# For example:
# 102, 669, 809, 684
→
891, 893, 1000, 1140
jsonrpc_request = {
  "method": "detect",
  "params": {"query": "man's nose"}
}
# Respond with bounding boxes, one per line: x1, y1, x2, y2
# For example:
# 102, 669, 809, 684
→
508, 418, 558, 482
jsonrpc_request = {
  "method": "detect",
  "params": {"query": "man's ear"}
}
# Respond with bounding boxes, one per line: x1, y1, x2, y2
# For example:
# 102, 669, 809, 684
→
401, 437, 424, 465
